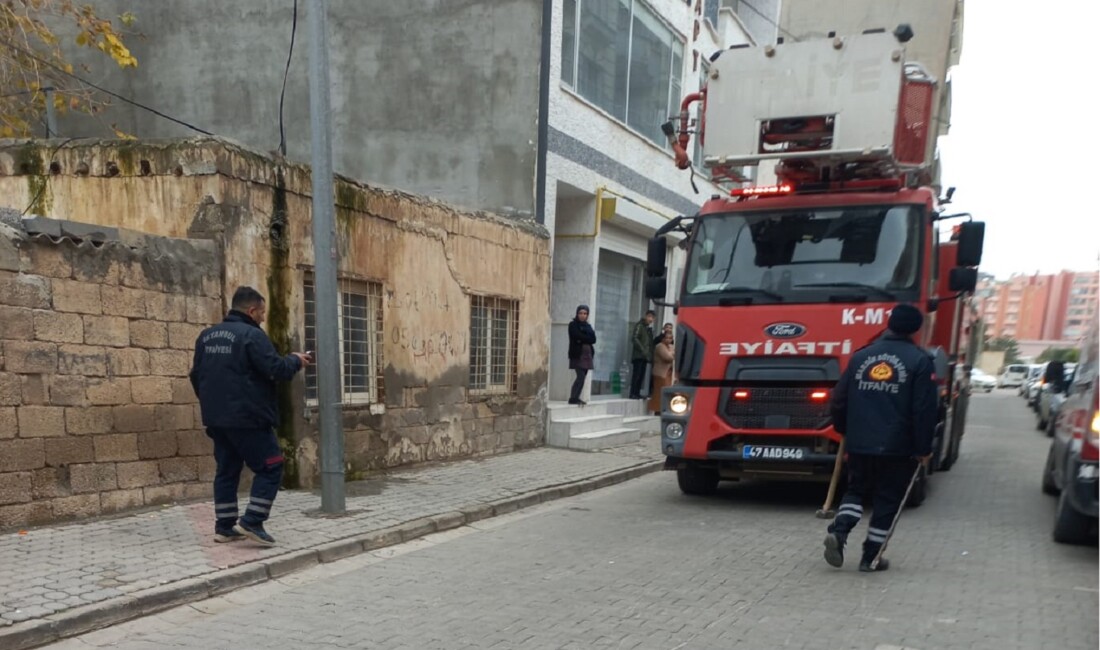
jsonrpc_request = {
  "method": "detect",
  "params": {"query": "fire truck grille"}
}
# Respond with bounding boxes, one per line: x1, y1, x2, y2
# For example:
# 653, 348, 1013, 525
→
723, 387, 831, 430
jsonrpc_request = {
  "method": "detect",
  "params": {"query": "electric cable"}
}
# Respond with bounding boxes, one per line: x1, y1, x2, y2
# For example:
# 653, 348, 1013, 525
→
0, 37, 214, 136
278, 0, 299, 156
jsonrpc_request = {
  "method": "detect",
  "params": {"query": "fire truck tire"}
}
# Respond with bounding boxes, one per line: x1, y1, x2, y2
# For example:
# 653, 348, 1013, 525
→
938, 437, 954, 472
677, 466, 720, 496
905, 464, 927, 508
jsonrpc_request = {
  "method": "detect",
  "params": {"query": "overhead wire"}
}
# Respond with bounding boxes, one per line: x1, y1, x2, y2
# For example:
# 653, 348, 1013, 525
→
0, 37, 214, 136
278, 0, 299, 156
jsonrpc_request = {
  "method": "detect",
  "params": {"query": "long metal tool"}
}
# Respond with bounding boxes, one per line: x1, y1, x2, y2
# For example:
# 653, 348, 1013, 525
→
869, 461, 923, 570
816, 438, 845, 518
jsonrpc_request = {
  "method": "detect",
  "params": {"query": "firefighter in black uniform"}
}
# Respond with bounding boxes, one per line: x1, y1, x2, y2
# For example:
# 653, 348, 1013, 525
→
823, 304, 938, 572
190, 287, 311, 547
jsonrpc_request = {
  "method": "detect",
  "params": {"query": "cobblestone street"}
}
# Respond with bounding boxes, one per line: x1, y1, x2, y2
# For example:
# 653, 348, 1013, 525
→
41, 391, 1099, 650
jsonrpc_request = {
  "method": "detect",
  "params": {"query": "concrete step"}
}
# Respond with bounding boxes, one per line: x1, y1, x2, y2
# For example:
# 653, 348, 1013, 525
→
546, 401, 612, 419
546, 398, 648, 420
550, 414, 625, 436
623, 415, 661, 436
568, 428, 641, 451
603, 399, 649, 417
546, 414, 625, 447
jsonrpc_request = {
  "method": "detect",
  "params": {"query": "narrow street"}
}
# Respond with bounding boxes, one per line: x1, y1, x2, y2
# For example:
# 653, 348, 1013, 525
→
49, 391, 1097, 650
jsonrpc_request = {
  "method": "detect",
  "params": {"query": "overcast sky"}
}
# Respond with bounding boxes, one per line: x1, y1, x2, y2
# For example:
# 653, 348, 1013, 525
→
937, 0, 1100, 281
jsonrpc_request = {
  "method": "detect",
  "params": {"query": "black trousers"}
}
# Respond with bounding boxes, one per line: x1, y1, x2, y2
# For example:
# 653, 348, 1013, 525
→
828, 453, 917, 562
630, 359, 648, 398
208, 427, 284, 532
569, 369, 588, 402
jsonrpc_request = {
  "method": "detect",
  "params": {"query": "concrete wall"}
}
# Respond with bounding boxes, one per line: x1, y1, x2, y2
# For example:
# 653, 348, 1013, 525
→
0, 138, 551, 524
57, 0, 543, 217
0, 221, 223, 529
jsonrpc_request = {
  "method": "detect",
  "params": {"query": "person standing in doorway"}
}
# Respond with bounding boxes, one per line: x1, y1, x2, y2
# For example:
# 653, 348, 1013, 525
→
629, 310, 656, 399
649, 331, 675, 415
190, 286, 312, 546
822, 304, 937, 572
568, 305, 596, 405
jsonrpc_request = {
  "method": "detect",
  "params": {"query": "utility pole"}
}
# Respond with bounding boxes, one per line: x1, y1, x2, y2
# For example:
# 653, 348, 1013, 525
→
307, 0, 346, 514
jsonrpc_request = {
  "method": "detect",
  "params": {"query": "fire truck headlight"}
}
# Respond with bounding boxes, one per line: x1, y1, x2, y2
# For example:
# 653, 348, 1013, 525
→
665, 422, 684, 439
669, 394, 689, 415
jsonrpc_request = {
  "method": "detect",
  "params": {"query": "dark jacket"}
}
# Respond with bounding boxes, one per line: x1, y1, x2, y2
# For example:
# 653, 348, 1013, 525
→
567, 319, 596, 360
632, 319, 653, 362
189, 310, 303, 430
830, 333, 938, 457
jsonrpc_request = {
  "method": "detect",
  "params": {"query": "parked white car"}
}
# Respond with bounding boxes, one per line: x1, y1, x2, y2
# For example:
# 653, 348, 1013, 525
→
998, 363, 1030, 388
969, 369, 996, 393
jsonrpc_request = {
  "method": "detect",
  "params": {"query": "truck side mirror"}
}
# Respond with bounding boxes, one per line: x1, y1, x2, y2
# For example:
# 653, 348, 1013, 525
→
949, 267, 978, 293
645, 276, 667, 300
955, 221, 985, 267
646, 237, 667, 277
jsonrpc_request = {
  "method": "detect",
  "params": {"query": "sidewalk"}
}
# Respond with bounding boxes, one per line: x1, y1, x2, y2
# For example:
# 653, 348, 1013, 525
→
0, 441, 662, 650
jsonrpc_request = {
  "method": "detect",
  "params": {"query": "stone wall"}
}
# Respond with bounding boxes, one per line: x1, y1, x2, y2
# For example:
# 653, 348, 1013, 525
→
0, 137, 552, 523
0, 220, 222, 528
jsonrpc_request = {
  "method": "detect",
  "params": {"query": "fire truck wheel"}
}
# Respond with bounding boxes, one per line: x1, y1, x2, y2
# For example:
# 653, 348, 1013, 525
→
677, 466, 720, 496
939, 436, 956, 472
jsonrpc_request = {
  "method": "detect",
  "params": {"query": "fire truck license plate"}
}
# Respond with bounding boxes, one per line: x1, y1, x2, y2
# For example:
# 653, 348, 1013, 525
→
742, 446, 807, 460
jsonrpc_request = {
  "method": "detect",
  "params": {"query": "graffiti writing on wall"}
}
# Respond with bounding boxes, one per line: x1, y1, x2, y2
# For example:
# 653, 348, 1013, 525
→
387, 287, 451, 312
391, 326, 467, 364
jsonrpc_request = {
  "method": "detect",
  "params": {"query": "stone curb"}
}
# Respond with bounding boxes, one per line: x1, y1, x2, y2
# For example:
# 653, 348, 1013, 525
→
0, 458, 662, 650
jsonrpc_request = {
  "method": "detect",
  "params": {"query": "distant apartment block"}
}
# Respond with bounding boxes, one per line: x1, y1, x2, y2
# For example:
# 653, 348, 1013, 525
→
977, 270, 1099, 343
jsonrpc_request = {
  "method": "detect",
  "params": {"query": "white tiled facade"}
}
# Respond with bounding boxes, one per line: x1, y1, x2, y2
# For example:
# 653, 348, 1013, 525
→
545, 0, 754, 401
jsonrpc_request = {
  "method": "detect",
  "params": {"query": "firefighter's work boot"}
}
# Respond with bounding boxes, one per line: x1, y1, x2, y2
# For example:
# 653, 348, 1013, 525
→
859, 558, 890, 572
823, 532, 846, 568
859, 541, 888, 572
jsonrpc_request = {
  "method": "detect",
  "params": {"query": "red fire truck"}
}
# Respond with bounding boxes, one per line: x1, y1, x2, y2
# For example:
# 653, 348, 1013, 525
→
647, 27, 984, 504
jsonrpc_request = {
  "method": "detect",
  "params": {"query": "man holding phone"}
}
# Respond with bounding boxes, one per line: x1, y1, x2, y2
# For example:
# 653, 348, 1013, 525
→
190, 286, 312, 546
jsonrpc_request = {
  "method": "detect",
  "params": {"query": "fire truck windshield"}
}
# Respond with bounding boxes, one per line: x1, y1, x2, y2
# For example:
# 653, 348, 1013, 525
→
682, 205, 923, 305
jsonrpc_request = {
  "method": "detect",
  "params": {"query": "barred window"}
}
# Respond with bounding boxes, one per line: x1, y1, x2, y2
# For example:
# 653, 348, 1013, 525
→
303, 275, 385, 405
469, 296, 519, 394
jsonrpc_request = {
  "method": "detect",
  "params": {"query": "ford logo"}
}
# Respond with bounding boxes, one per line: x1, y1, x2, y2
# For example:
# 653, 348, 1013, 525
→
764, 323, 806, 338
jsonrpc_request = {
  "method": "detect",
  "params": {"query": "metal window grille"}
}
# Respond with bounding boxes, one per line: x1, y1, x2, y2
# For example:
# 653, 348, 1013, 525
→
303, 275, 385, 405
470, 296, 519, 394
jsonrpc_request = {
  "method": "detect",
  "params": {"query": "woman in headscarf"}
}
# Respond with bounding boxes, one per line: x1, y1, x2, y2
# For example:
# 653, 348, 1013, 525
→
567, 305, 596, 405
649, 331, 675, 415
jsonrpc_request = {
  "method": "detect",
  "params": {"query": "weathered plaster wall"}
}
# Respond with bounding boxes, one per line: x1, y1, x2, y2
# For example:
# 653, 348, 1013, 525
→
0, 137, 551, 506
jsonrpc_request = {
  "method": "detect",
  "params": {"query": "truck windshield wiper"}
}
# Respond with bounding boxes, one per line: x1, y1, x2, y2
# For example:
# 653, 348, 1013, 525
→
694, 286, 784, 301
793, 282, 896, 300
